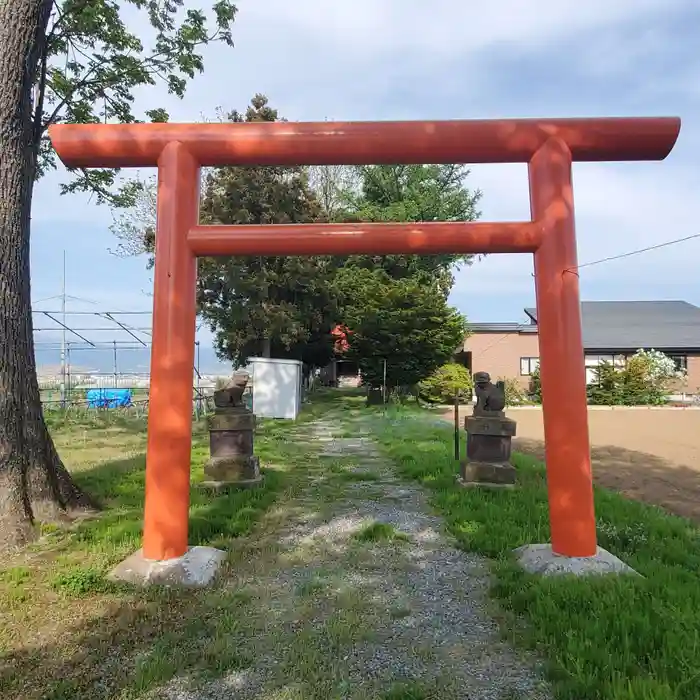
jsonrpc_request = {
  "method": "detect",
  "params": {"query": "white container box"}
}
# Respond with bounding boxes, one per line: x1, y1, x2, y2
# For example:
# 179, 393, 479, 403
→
247, 357, 303, 420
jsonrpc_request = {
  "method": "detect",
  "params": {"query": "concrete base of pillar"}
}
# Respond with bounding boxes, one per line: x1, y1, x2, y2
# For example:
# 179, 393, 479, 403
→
108, 546, 226, 587
514, 543, 639, 577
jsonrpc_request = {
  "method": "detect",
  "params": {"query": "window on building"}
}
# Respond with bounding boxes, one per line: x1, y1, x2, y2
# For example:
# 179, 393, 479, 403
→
584, 355, 626, 384
520, 357, 539, 376
584, 354, 614, 366
668, 355, 688, 372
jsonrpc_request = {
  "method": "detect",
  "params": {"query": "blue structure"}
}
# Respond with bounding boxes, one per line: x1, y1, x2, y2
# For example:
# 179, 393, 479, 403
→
86, 388, 133, 409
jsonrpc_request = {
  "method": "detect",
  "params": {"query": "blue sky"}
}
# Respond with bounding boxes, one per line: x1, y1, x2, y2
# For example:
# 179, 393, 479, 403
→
31, 0, 700, 370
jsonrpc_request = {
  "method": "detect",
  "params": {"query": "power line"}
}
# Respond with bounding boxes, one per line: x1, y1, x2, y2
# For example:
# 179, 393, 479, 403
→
31, 294, 63, 305
34, 327, 153, 332
570, 233, 700, 272
473, 333, 516, 359
36, 343, 152, 348
32, 310, 152, 315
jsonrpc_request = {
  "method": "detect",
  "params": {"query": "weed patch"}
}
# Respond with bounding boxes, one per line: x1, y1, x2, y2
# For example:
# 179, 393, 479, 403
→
355, 521, 410, 543
51, 568, 108, 597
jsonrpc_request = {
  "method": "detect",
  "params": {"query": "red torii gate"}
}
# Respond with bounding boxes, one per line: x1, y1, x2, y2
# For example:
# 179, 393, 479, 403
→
49, 116, 680, 564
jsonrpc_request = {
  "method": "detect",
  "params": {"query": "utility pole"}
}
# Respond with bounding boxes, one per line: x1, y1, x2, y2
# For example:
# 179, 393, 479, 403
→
113, 339, 118, 387
194, 341, 201, 420
60, 250, 66, 407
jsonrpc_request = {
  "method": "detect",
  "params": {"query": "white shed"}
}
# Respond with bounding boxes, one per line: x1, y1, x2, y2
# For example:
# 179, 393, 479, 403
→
247, 357, 303, 420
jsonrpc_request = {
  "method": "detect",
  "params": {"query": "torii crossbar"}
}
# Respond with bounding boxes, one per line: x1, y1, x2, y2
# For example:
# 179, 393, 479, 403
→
49, 116, 680, 563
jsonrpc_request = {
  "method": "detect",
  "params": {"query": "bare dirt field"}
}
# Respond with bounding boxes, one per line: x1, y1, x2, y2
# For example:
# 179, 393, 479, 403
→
444, 407, 700, 522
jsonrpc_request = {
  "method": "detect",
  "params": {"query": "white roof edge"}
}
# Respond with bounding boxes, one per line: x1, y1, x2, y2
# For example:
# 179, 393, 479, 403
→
248, 357, 303, 365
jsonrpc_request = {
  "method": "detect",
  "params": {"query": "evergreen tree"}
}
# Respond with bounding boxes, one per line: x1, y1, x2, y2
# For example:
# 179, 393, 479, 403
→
338, 267, 467, 394
330, 164, 480, 392
339, 164, 482, 291
196, 95, 339, 368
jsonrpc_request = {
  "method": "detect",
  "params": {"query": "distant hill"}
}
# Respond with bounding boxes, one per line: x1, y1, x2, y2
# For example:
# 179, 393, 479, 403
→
35, 344, 231, 376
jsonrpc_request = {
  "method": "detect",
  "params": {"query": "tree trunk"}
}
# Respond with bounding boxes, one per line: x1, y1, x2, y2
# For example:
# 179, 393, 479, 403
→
262, 336, 272, 358
0, 0, 96, 550
24, 368, 99, 519
261, 269, 272, 358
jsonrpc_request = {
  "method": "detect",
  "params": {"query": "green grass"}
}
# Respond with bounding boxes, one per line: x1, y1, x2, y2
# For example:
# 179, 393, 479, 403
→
7, 389, 699, 699
388, 605, 412, 620
0, 408, 322, 700
354, 521, 410, 543
382, 683, 428, 699
366, 407, 700, 700
37, 416, 286, 563
336, 469, 382, 482
0, 566, 31, 584
50, 567, 109, 597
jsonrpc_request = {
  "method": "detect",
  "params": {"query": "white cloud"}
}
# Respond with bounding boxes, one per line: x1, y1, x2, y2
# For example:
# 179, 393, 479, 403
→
449, 150, 700, 320
236, 0, 691, 57
466, 158, 700, 254
32, 0, 700, 337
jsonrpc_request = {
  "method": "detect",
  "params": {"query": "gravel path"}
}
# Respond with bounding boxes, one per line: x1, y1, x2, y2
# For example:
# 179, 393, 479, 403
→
152, 416, 550, 700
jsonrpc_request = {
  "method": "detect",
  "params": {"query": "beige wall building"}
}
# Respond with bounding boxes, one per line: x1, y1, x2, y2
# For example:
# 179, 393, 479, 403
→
460, 301, 700, 395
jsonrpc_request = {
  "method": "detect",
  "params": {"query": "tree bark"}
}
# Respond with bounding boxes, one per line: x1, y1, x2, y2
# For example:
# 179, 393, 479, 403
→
0, 0, 96, 550
24, 367, 99, 519
262, 336, 272, 358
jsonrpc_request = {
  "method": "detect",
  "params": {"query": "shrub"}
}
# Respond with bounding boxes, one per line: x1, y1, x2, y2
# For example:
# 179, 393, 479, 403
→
587, 350, 686, 406
630, 349, 685, 392
418, 363, 472, 404
528, 366, 542, 403
529, 350, 684, 406
498, 376, 528, 405
586, 361, 623, 405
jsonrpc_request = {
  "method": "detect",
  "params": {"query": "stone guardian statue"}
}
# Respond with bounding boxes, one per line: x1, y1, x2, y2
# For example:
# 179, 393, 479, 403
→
459, 372, 517, 487
202, 371, 262, 489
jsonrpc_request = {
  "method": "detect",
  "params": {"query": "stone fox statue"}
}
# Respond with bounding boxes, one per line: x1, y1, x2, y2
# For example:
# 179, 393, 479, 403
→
472, 371, 506, 415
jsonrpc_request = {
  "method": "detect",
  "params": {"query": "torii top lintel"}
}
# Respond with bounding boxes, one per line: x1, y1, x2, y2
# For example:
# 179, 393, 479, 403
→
48, 116, 680, 169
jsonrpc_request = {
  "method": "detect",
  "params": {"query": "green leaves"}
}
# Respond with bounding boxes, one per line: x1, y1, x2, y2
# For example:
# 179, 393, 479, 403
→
194, 96, 339, 368
34, 0, 237, 205
336, 164, 482, 289
331, 163, 480, 391
418, 363, 473, 404
105, 93, 482, 376
339, 268, 467, 392
586, 350, 683, 406
354, 164, 481, 224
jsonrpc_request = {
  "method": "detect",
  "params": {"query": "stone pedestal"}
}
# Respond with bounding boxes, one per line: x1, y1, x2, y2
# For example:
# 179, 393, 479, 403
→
202, 407, 262, 489
459, 413, 517, 488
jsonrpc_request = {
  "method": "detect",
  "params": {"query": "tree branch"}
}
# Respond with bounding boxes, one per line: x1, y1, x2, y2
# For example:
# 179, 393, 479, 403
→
40, 33, 212, 134
45, 0, 87, 46
41, 62, 104, 130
